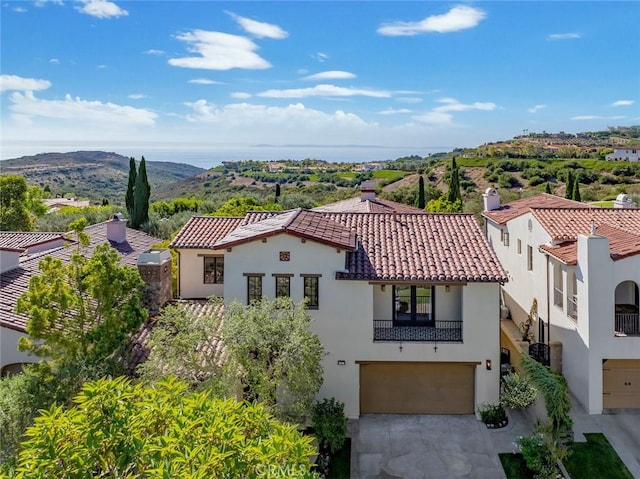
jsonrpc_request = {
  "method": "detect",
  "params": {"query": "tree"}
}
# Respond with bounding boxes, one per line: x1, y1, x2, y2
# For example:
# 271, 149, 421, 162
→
572, 178, 581, 202
545, 182, 552, 194
10, 377, 320, 479
223, 298, 324, 422
125, 156, 137, 219
565, 170, 574, 199
132, 156, 150, 229
417, 176, 426, 209
275, 183, 281, 203
425, 196, 463, 213
0, 176, 35, 231
16, 219, 146, 370
214, 196, 282, 217
446, 157, 462, 204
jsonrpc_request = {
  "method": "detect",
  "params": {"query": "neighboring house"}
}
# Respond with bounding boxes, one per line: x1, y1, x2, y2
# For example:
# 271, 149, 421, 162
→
0, 214, 168, 376
482, 190, 640, 414
171, 194, 507, 419
43, 197, 91, 211
606, 147, 640, 161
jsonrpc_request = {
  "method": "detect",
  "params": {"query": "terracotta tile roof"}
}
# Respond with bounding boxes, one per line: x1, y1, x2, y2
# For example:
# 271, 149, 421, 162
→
532, 208, 640, 241
0, 232, 69, 250
313, 197, 425, 214
482, 193, 585, 225
325, 212, 507, 283
540, 223, 640, 265
123, 300, 225, 375
214, 209, 357, 251
0, 222, 161, 333
169, 216, 244, 249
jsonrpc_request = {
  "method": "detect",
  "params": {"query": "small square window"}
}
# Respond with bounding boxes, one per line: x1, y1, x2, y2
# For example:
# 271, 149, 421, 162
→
204, 257, 224, 284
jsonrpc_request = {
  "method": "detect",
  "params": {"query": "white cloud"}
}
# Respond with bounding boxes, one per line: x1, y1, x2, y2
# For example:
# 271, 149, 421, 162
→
188, 78, 223, 85
0, 74, 51, 93
396, 97, 423, 104
302, 71, 356, 81
548, 33, 581, 40
413, 111, 454, 125
612, 100, 634, 107
571, 115, 626, 120
231, 92, 252, 99
378, 108, 412, 115
226, 11, 288, 39
314, 52, 329, 63
49, 58, 60, 64
7, 91, 157, 126
144, 49, 165, 56
257, 84, 391, 99
169, 30, 271, 70
433, 97, 496, 112
34, 0, 64, 7
76, 0, 128, 19
128, 93, 147, 99
528, 104, 546, 113
378, 5, 486, 36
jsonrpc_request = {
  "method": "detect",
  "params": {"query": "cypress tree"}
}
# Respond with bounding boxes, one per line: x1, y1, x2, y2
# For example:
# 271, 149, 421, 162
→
545, 182, 552, 194
565, 171, 574, 200
275, 183, 281, 203
417, 176, 426, 209
572, 178, 581, 202
125, 157, 137, 219
132, 156, 150, 229
446, 157, 461, 204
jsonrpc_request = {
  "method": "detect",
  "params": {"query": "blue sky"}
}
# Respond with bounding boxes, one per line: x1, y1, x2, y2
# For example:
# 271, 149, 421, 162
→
1, 1, 639, 165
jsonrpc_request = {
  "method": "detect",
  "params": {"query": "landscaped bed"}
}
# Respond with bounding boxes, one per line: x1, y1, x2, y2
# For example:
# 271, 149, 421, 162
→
500, 433, 633, 479
325, 438, 351, 478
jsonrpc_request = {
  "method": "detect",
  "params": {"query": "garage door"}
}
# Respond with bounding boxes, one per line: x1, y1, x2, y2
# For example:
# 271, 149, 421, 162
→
359, 362, 476, 414
603, 359, 640, 409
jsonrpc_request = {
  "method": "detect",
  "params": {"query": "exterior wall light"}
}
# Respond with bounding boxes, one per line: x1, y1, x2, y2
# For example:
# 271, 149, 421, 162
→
486, 359, 492, 371
337, 360, 346, 366
381, 284, 386, 292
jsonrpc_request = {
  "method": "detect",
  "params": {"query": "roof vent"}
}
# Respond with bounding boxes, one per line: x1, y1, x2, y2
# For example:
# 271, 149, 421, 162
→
482, 187, 501, 211
107, 213, 127, 244
613, 193, 637, 209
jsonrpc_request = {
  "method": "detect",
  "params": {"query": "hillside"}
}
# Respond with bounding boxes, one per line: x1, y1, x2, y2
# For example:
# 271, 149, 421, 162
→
0, 151, 204, 203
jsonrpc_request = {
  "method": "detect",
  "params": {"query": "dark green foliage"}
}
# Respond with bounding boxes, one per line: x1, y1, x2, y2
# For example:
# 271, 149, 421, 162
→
519, 434, 559, 479
311, 398, 348, 454
125, 157, 136, 218
417, 176, 426, 208
275, 183, 281, 202
572, 179, 581, 202
478, 403, 507, 426
499, 453, 535, 479
564, 433, 633, 479
446, 157, 462, 203
565, 170, 574, 199
326, 438, 351, 479
132, 156, 151, 229
0, 176, 35, 231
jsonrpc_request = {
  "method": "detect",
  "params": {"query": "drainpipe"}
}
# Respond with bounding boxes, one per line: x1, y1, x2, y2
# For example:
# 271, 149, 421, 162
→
545, 253, 551, 346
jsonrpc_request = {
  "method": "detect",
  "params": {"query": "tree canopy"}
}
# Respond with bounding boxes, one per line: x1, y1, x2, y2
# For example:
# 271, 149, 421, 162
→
445, 157, 462, 204
0, 175, 41, 231
213, 196, 282, 217
10, 377, 320, 479
125, 156, 137, 219
131, 156, 150, 229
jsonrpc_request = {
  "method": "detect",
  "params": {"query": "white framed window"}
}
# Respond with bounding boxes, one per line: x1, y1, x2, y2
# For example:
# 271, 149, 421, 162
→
527, 245, 533, 271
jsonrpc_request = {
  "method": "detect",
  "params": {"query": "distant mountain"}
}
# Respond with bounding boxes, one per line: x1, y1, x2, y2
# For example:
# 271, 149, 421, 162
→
0, 151, 205, 203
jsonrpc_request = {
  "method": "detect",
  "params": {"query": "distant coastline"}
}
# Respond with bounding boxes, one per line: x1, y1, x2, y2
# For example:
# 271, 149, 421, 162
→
0, 141, 452, 169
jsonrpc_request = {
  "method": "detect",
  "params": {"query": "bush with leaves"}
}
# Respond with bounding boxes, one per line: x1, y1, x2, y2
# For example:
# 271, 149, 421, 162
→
9, 377, 320, 479
311, 398, 347, 455
518, 433, 560, 479
477, 403, 507, 427
501, 372, 538, 409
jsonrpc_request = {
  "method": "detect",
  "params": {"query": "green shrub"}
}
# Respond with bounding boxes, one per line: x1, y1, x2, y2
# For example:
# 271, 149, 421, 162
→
311, 398, 347, 454
478, 403, 507, 427
501, 372, 538, 409
518, 433, 559, 479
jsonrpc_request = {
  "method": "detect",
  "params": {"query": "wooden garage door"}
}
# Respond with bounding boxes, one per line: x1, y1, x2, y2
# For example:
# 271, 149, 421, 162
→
603, 359, 640, 409
359, 362, 475, 414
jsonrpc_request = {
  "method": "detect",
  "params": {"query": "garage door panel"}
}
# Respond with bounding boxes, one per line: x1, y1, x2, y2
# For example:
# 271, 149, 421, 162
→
360, 362, 475, 415
603, 359, 640, 409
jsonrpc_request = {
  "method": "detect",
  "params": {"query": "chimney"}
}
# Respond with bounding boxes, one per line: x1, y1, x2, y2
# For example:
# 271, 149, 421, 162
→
613, 193, 637, 209
0, 247, 24, 273
107, 213, 127, 244
360, 181, 376, 202
137, 249, 173, 314
482, 187, 501, 211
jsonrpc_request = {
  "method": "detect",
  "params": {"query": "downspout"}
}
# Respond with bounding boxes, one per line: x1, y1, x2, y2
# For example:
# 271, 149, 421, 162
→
545, 253, 551, 346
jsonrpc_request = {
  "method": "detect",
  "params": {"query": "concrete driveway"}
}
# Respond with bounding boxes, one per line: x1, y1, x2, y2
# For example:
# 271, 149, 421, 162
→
352, 414, 509, 479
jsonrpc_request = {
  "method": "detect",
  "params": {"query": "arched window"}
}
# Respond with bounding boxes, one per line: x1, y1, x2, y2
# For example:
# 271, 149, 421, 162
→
614, 281, 639, 335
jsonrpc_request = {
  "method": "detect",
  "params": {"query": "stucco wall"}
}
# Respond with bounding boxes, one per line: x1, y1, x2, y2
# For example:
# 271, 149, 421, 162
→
0, 328, 37, 373
177, 248, 224, 299
221, 233, 502, 418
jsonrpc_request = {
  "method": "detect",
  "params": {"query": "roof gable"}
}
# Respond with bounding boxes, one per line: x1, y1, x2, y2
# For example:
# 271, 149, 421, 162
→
482, 193, 585, 225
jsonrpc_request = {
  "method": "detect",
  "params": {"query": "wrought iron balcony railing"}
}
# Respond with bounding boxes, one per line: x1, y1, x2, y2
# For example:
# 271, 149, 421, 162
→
373, 320, 463, 342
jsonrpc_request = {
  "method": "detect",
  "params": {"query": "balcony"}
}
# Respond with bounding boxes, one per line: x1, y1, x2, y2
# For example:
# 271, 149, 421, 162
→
373, 320, 463, 342
615, 314, 640, 336
567, 295, 578, 320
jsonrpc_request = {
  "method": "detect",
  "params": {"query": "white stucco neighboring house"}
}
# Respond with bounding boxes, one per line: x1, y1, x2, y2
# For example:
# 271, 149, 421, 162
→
171, 192, 508, 419
482, 190, 640, 414
0, 216, 163, 376
606, 147, 640, 161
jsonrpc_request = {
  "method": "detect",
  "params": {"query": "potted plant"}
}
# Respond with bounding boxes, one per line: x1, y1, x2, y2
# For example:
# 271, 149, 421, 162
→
478, 403, 508, 429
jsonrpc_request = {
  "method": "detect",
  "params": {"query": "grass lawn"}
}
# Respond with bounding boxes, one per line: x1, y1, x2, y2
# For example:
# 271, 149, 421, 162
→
499, 454, 535, 479
564, 433, 633, 479
372, 169, 407, 180
326, 438, 351, 479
